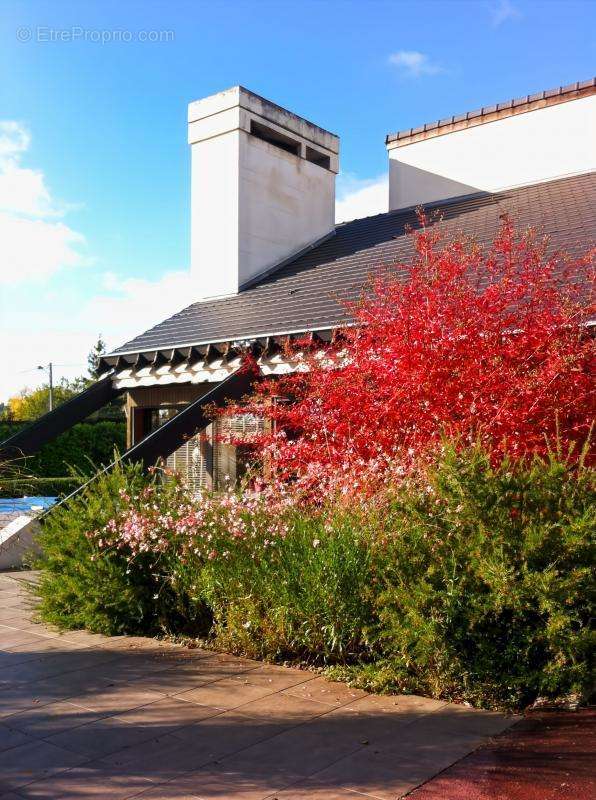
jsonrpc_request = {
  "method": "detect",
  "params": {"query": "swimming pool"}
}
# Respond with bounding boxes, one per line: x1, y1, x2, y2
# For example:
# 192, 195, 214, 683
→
0, 496, 57, 515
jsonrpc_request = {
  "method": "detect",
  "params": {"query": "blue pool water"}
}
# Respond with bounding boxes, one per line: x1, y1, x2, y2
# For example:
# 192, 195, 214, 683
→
0, 496, 57, 515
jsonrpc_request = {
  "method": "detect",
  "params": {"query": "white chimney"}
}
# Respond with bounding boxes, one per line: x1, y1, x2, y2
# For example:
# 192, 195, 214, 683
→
188, 86, 339, 299
386, 81, 596, 211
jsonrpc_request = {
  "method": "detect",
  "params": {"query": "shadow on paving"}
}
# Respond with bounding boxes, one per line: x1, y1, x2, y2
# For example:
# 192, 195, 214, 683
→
0, 574, 516, 800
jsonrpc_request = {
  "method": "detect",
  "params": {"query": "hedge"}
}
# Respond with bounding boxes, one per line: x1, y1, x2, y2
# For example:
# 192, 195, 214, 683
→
34, 444, 596, 711
0, 477, 81, 499
0, 420, 125, 497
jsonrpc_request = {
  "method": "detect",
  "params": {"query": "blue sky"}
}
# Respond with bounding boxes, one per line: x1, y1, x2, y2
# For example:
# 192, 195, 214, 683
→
0, 0, 594, 400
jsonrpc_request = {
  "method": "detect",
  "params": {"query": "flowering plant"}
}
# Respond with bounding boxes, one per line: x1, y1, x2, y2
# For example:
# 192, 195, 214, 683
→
223, 218, 594, 498
96, 470, 292, 566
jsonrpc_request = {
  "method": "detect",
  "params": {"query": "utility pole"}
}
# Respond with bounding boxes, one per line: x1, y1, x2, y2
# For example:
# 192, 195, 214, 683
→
37, 363, 54, 412
48, 362, 53, 411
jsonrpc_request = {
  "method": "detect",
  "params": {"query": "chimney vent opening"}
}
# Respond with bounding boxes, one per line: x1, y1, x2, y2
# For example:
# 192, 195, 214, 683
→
305, 145, 331, 170
250, 120, 300, 156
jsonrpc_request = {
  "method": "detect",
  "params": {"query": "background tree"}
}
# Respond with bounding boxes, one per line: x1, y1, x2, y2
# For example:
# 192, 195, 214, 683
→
87, 335, 107, 382
5, 380, 81, 421
85, 334, 125, 420
0, 333, 126, 495
1, 335, 123, 422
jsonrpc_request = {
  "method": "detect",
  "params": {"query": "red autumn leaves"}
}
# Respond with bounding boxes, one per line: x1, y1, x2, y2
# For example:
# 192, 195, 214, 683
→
224, 217, 595, 494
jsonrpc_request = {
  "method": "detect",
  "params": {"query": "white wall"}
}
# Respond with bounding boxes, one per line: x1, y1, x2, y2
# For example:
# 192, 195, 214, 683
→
0, 516, 40, 569
188, 86, 339, 300
190, 130, 240, 300
238, 132, 335, 287
388, 95, 596, 210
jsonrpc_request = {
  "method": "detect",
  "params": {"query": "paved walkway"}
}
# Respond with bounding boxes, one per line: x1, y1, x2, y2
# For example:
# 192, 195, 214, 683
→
0, 572, 515, 799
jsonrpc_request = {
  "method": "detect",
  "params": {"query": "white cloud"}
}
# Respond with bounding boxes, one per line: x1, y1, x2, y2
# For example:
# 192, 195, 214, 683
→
0, 121, 30, 158
0, 213, 85, 284
388, 50, 443, 78
490, 0, 521, 27
336, 173, 388, 223
0, 120, 86, 286
87, 270, 195, 346
0, 160, 62, 218
0, 268, 196, 402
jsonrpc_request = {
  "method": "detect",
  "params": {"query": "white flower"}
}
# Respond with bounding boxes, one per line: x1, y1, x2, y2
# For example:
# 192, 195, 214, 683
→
312, 539, 320, 548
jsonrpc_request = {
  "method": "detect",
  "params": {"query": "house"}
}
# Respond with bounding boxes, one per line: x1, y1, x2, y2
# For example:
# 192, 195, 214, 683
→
3, 79, 595, 491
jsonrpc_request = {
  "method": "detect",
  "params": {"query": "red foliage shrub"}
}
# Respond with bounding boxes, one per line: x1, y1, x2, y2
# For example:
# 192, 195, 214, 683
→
224, 218, 595, 494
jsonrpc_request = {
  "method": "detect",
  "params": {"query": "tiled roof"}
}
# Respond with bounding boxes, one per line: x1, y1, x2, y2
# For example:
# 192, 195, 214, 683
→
110, 173, 596, 357
386, 79, 596, 147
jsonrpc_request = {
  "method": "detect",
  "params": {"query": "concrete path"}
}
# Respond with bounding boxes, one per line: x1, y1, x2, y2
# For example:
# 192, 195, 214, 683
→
0, 572, 516, 799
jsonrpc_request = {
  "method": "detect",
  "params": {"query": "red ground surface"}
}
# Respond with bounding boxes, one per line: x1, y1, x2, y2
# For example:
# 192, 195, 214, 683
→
409, 708, 595, 800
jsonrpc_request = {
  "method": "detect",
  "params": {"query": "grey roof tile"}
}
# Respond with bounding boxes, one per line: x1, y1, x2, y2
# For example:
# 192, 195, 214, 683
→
111, 173, 596, 357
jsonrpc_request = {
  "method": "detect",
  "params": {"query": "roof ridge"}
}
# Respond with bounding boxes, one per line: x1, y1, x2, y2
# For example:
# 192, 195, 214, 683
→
386, 78, 596, 145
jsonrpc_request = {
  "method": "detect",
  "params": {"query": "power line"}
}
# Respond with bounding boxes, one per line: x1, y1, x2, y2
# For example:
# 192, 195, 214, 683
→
13, 363, 86, 375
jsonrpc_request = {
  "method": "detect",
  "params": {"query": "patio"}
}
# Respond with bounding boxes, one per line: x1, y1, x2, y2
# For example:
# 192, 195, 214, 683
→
0, 571, 515, 799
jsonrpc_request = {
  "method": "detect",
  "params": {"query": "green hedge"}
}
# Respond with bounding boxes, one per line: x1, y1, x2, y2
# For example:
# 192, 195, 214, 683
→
0, 420, 125, 496
333, 446, 595, 709
33, 444, 595, 711
0, 477, 81, 499
33, 462, 162, 634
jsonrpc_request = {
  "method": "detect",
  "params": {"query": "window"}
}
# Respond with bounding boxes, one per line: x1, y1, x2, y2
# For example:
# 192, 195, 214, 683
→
167, 426, 213, 492
132, 405, 181, 445
149, 406, 180, 431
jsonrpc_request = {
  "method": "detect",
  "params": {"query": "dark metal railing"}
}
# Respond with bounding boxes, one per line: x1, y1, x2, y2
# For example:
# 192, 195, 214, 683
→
0, 376, 124, 460
36, 369, 254, 518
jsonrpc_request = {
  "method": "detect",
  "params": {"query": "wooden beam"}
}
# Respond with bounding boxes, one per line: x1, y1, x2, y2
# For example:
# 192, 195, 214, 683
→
188, 346, 203, 367
115, 355, 132, 372
134, 353, 150, 369
152, 351, 168, 369
169, 348, 187, 367
96, 357, 114, 377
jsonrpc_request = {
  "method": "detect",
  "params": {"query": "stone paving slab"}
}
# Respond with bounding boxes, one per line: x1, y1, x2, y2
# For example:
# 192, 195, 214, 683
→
0, 572, 518, 798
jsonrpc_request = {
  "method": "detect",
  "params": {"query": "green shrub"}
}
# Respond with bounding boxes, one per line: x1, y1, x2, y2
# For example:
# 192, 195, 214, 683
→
193, 508, 374, 662
34, 470, 374, 660
34, 462, 164, 635
333, 444, 595, 709
33, 444, 595, 709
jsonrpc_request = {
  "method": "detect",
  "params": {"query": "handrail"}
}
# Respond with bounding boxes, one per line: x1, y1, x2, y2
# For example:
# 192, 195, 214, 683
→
0, 376, 123, 459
